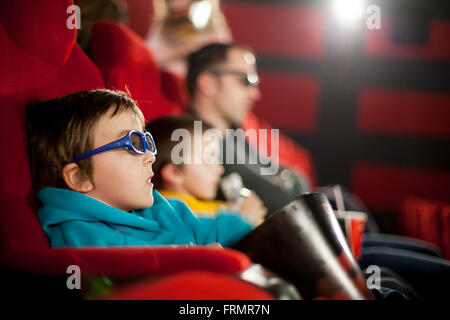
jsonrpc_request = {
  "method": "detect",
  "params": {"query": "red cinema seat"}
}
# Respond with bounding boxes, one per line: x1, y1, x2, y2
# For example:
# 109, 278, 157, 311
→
0, 0, 270, 300
417, 200, 442, 247
441, 205, 450, 260
160, 70, 190, 111
400, 198, 421, 239
107, 271, 274, 300
401, 197, 450, 261
401, 198, 442, 246
90, 21, 182, 122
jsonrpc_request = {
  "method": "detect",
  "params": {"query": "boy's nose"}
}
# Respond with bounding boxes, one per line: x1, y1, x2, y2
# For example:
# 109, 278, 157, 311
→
144, 150, 156, 166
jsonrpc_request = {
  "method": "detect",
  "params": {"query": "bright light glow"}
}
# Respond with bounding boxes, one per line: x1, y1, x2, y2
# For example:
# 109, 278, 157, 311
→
244, 52, 256, 65
247, 74, 259, 86
332, 0, 365, 28
189, 1, 212, 30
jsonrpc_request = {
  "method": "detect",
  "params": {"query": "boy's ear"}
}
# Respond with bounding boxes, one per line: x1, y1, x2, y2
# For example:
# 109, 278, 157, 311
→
160, 163, 184, 188
62, 163, 94, 193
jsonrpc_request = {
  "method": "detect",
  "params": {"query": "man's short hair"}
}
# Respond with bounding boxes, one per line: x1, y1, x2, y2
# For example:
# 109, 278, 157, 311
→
146, 114, 213, 189
27, 89, 144, 192
186, 42, 253, 98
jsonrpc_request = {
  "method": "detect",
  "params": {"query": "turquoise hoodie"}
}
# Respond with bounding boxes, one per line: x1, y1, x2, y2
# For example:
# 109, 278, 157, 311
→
36, 187, 253, 248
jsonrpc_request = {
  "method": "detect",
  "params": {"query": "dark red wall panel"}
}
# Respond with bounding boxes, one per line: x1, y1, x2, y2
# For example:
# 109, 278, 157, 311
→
253, 71, 319, 134
223, 3, 324, 59
351, 163, 450, 212
365, 19, 450, 61
357, 88, 450, 138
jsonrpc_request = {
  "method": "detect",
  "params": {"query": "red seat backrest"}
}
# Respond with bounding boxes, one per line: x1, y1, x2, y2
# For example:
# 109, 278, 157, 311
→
90, 21, 182, 122
401, 197, 450, 261
160, 70, 190, 111
0, 0, 104, 256
441, 205, 450, 260
0, 1, 252, 280
107, 271, 274, 300
0, 1, 75, 67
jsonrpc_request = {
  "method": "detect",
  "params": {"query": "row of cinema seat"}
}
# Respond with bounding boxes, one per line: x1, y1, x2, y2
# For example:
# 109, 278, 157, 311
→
401, 197, 450, 260
0, 0, 276, 299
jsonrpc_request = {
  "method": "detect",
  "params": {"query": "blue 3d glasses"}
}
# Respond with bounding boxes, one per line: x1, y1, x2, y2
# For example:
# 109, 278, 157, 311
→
70, 130, 157, 164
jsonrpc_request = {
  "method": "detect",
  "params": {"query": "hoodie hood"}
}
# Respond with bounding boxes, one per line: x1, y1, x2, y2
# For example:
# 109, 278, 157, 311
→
36, 187, 196, 247
36, 187, 253, 248
37, 187, 161, 232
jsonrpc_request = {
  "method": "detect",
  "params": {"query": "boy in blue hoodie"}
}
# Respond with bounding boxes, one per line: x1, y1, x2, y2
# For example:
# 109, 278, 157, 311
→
26, 89, 253, 248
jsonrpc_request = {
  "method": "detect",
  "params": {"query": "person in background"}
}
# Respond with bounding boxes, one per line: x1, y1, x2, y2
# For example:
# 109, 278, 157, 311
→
146, 0, 232, 76
147, 114, 267, 227
186, 42, 310, 215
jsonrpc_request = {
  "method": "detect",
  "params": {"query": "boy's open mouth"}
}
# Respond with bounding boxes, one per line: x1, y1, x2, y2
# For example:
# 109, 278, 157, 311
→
147, 175, 154, 187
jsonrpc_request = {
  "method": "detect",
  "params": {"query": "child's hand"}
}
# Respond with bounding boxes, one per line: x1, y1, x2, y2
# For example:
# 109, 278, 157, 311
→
239, 191, 268, 222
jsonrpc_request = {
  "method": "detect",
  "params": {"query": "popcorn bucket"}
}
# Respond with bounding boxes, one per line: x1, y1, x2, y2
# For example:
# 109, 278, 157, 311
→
233, 193, 374, 300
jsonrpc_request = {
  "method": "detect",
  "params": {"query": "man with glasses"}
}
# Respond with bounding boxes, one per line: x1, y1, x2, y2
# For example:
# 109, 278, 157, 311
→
186, 43, 310, 215
187, 43, 262, 136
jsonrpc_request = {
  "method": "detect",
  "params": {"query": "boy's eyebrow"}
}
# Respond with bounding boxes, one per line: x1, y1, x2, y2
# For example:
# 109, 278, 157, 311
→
115, 128, 145, 139
116, 129, 132, 139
